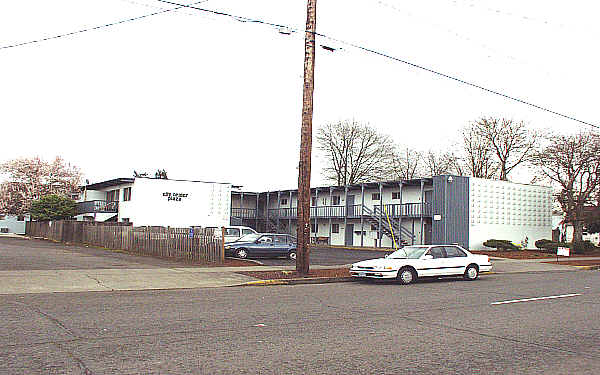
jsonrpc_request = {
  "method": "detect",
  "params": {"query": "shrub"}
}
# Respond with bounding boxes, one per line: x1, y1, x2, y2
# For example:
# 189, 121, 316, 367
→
30, 194, 76, 221
572, 240, 597, 254
483, 239, 520, 251
535, 239, 571, 252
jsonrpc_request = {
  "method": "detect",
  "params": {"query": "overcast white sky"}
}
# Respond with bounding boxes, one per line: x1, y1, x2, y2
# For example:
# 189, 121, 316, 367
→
1, 0, 598, 191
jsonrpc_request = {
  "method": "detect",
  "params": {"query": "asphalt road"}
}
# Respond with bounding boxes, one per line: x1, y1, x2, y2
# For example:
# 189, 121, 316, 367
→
2, 270, 598, 374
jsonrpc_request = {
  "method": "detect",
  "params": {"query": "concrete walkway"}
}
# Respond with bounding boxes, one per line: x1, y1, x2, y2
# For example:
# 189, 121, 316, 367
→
0, 265, 349, 295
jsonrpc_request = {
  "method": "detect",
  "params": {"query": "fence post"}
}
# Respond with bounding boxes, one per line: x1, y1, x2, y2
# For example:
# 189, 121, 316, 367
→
220, 227, 225, 263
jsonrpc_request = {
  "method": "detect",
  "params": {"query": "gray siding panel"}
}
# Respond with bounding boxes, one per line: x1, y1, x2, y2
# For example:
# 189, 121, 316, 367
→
432, 175, 470, 249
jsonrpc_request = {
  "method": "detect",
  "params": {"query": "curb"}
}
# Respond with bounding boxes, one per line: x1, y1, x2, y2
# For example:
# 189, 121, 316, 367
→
240, 276, 357, 287
574, 265, 600, 270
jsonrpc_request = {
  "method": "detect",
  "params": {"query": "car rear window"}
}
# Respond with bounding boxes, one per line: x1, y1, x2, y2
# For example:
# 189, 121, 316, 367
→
445, 246, 467, 257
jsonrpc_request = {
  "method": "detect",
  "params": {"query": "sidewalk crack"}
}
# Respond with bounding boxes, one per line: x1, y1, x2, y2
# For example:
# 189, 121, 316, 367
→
84, 274, 113, 291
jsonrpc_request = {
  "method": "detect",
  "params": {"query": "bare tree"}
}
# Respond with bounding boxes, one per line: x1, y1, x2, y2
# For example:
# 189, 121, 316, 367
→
0, 156, 81, 215
531, 131, 600, 242
391, 147, 423, 180
424, 150, 464, 176
461, 124, 498, 178
474, 117, 538, 180
316, 120, 395, 185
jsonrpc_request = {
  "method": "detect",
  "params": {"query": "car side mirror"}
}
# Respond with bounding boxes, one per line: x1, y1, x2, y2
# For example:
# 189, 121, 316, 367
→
423, 254, 433, 260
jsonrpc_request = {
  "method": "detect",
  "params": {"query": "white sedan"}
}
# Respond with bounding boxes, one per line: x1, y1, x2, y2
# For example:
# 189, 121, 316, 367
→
349, 245, 492, 284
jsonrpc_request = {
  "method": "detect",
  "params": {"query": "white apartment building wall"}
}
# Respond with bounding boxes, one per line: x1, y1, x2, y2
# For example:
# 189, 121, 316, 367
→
468, 178, 552, 249
77, 178, 231, 228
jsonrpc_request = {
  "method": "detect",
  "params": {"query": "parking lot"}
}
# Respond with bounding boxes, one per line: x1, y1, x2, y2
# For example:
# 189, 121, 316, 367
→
0, 237, 390, 270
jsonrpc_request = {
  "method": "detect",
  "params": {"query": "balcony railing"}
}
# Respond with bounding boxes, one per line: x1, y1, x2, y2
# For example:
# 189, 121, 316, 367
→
263, 203, 432, 219
230, 208, 257, 218
76, 200, 119, 215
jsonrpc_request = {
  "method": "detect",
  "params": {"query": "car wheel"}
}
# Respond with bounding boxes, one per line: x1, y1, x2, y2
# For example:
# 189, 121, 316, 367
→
397, 267, 417, 285
463, 264, 479, 280
288, 250, 297, 260
236, 248, 248, 259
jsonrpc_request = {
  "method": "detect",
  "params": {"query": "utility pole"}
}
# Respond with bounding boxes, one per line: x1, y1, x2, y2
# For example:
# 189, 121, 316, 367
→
296, 0, 317, 275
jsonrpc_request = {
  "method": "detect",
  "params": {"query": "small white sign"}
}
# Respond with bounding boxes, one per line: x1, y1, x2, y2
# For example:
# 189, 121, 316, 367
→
557, 247, 570, 257
433, 214, 442, 221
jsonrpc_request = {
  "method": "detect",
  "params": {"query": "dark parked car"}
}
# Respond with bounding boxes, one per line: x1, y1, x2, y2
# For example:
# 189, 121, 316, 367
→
225, 233, 297, 260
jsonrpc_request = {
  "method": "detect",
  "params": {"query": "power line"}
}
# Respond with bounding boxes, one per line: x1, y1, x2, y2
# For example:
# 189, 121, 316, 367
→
1, 0, 596, 129
156, 0, 599, 129
0, 0, 209, 51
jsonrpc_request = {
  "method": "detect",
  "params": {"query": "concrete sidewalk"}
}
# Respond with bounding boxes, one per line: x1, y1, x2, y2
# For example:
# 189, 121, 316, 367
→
0, 265, 344, 294
490, 256, 600, 273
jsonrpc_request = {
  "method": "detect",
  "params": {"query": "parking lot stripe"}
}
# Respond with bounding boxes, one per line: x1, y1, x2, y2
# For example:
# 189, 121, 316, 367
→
491, 293, 582, 305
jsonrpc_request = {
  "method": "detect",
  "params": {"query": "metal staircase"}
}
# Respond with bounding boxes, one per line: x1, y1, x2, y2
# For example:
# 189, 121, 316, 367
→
363, 205, 415, 247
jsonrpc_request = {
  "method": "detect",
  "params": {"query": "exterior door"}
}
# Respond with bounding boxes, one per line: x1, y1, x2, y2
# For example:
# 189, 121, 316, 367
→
345, 224, 354, 246
346, 195, 355, 217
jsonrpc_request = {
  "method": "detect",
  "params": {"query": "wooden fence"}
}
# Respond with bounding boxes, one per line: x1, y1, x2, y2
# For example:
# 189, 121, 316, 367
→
26, 221, 224, 264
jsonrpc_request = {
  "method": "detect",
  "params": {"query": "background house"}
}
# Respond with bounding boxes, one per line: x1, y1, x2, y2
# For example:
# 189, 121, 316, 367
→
0, 214, 30, 235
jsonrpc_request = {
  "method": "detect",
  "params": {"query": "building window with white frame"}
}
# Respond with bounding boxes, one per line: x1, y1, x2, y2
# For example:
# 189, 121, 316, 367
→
331, 223, 340, 233
372, 193, 381, 201
332, 196, 340, 205
280, 198, 288, 206
392, 191, 401, 200
311, 223, 318, 233
123, 187, 132, 201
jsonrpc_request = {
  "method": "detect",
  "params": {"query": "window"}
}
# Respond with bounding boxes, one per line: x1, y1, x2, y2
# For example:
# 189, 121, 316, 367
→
121, 218, 130, 223
0, 215, 5, 220
242, 228, 254, 235
331, 223, 340, 233
225, 228, 240, 236
445, 246, 466, 257
372, 193, 381, 200
392, 191, 401, 200
258, 235, 273, 243
123, 187, 132, 201
311, 197, 317, 206
17, 215, 25, 221
311, 223, 318, 233
280, 198, 288, 206
106, 189, 120, 202
370, 224, 377, 230
332, 196, 340, 205
427, 247, 446, 259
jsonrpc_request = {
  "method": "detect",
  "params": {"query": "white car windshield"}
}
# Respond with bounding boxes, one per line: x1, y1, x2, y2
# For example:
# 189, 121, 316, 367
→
388, 246, 428, 259
237, 233, 260, 242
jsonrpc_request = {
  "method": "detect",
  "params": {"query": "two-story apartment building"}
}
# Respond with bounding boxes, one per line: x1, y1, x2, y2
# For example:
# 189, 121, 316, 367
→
231, 175, 553, 250
73, 174, 551, 250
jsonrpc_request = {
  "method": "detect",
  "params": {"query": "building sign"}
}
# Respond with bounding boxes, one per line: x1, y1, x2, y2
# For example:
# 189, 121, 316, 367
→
162, 192, 189, 202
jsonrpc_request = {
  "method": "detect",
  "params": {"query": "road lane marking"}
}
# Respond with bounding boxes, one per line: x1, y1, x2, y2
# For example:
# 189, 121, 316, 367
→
491, 293, 582, 305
